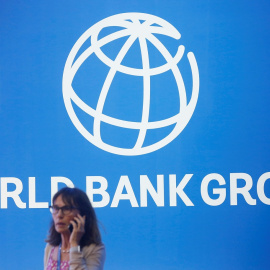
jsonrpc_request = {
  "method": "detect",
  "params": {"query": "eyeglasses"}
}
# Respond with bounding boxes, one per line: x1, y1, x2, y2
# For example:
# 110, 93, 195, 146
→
49, 205, 78, 215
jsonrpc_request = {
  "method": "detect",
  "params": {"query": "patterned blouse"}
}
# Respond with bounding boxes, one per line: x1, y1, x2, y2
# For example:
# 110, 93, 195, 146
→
46, 246, 70, 270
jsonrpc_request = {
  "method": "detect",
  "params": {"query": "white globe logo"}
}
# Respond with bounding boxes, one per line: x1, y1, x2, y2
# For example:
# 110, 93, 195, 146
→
62, 13, 199, 156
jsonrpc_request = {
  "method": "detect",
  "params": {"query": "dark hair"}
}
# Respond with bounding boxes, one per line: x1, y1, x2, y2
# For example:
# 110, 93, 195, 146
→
46, 187, 101, 248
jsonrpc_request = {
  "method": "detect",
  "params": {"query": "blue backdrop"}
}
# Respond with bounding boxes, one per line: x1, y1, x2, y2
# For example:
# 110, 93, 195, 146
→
1, 1, 270, 269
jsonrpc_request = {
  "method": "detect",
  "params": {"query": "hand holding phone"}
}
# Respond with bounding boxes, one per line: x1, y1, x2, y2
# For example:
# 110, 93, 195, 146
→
69, 214, 86, 247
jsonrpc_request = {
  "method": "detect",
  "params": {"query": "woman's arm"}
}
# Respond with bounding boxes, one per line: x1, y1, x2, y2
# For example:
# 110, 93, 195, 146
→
69, 243, 106, 270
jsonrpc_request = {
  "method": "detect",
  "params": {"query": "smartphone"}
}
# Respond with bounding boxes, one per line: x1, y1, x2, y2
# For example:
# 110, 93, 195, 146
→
69, 219, 78, 232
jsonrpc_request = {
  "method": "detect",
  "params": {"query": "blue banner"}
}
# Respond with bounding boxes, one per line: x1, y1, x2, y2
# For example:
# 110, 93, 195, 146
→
1, 1, 270, 269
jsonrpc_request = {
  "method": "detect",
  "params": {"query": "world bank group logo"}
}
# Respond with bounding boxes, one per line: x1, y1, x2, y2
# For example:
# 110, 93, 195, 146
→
62, 12, 199, 156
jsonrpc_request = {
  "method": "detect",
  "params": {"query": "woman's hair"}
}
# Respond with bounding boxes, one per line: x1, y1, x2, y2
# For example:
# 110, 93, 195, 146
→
46, 187, 102, 248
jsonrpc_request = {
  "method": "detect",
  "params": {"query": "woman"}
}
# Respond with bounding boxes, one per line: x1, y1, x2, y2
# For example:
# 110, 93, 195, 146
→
44, 187, 105, 270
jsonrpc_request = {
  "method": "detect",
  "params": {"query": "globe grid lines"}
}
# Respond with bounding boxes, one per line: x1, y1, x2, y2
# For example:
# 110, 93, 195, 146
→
68, 17, 186, 128
62, 13, 199, 155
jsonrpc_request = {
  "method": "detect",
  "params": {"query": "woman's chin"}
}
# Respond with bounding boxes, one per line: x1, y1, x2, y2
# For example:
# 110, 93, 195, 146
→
55, 224, 69, 233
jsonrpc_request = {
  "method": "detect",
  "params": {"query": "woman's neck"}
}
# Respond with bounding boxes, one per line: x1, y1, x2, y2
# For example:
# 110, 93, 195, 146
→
61, 232, 71, 249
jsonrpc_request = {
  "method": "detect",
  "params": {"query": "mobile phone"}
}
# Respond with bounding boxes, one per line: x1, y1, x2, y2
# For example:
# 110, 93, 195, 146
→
69, 219, 78, 232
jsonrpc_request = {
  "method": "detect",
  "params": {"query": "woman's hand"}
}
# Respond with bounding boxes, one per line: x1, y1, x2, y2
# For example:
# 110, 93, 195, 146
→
69, 214, 86, 247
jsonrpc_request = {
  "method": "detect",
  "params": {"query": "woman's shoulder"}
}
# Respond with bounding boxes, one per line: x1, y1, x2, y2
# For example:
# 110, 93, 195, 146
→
44, 244, 55, 258
44, 243, 55, 268
44, 243, 53, 253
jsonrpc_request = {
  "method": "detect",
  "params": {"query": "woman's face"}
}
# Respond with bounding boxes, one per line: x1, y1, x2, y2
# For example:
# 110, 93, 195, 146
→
52, 194, 79, 234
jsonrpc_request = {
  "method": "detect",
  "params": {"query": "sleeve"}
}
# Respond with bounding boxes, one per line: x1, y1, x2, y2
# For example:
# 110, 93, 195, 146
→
69, 243, 106, 270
